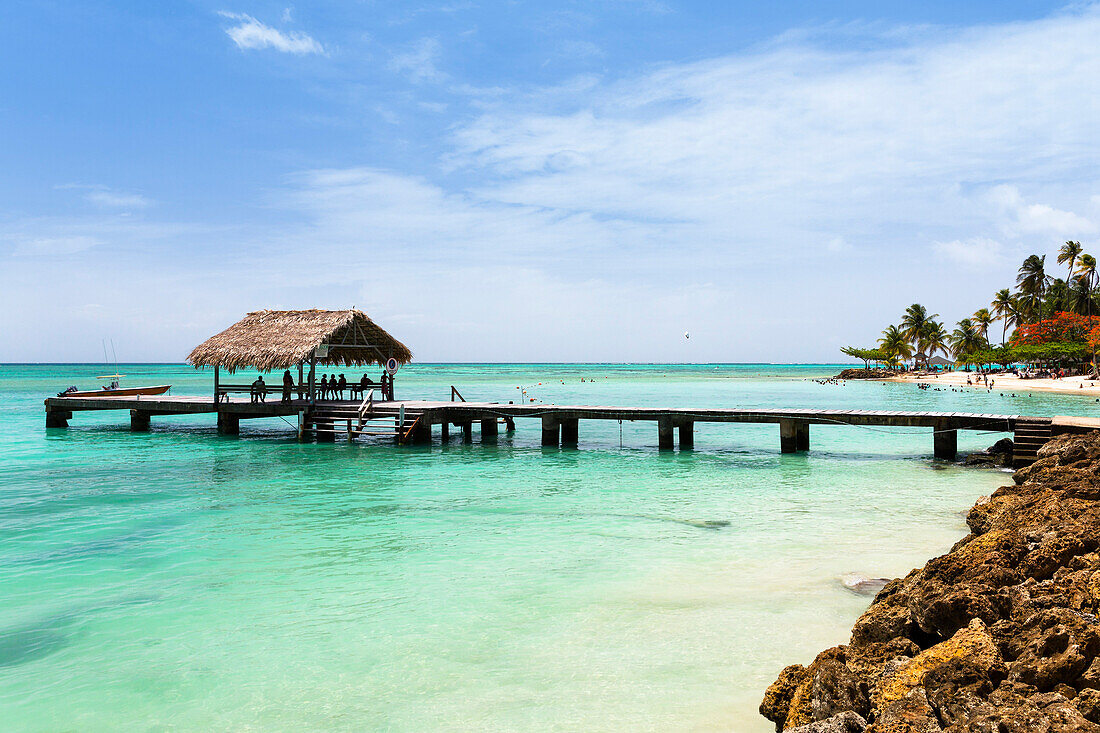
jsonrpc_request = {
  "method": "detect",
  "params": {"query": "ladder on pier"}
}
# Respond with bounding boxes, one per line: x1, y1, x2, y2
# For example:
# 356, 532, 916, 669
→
1013, 417, 1053, 467
305, 404, 425, 442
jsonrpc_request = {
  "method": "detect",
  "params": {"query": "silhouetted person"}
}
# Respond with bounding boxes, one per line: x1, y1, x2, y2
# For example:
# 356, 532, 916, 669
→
320, 375, 329, 400
251, 375, 266, 403
282, 370, 293, 402
337, 374, 347, 400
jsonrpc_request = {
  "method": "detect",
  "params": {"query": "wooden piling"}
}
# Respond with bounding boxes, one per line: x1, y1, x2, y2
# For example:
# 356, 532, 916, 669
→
45, 409, 70, 428
678, 420, 694, 450
779, 419, 797, 453
481, 418, 499, 440
130, 410, 151, 432
217, 412, 240, 435
542, 416, 560, 447
441, 422, 450, 441
560, 418, 579, 447
658, 417, 674, 450
462, 422, 473, 443
933, 423, 957, 461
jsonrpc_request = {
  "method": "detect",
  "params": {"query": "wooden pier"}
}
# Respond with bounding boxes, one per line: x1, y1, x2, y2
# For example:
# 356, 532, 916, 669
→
44, 308, 1099, 466
42, 393, 1096, 465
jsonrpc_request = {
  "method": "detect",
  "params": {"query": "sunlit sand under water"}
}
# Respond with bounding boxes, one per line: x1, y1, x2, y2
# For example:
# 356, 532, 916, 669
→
3, 363, 1082, 730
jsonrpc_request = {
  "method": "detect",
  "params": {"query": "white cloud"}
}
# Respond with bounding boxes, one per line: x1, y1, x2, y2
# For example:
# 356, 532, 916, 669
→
85, 190, 151, 209
57, 184, 152, 209
932, 238, 1003, 268
389, 38, 444, 83
219, 12, 323, 55
8, 236, 100, 258
986, 184, 1095, 236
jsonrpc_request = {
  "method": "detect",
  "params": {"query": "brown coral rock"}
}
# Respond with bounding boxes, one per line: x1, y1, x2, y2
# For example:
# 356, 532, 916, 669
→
760, 432, 1100, 732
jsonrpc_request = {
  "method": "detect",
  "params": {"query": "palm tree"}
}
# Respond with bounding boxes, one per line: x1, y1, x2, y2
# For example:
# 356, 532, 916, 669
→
1058, 241, 1083, 309
921, 321, 949, 362
1069, 274, 1093, 315
949, 318, 986, 370
990, 288, 1015, 346
900, 304, 937, 365
1017, 254, 1050, 326
878, 325, 913, 369
972, 308, 993, 341
1077, 254, 1097, 319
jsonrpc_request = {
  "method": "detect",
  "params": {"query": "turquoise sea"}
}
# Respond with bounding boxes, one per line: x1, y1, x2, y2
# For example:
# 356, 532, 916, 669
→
3, 363, 1095, 731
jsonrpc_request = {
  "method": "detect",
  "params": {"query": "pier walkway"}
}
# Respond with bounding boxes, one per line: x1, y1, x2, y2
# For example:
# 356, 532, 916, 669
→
43, 393, 1098, 465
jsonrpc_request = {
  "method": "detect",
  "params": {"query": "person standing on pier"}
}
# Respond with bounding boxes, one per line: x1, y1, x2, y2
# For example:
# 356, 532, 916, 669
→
337, 374, 347, 400
282, 370, 293, 402
320, 374, 329, 400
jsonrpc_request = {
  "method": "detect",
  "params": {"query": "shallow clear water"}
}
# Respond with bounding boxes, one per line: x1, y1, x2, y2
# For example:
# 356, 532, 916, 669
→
2, 363, 1094, 731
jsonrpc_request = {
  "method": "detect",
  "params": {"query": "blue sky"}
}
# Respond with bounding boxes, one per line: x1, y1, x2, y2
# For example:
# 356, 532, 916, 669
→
3, 1, 1099, 362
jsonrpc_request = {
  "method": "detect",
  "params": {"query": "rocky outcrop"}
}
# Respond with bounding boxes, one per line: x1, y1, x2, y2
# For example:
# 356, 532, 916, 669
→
837, 369, 897, 380
962, 437, 1014, 468
760, 432, 1100, 732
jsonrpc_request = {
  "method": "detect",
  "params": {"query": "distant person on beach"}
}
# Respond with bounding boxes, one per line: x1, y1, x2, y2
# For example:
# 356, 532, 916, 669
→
282, 370, 293, 402
337, 374, 347, 399
251, 375, 266, 403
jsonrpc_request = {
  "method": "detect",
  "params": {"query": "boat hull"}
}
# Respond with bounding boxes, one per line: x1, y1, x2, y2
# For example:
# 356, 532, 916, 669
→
62, 385, 172, 398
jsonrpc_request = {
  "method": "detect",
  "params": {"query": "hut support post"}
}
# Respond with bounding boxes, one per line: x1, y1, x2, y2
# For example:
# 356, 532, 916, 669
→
298, 363, 304, 399
45, 409, 70, 428
462, 422, 473, 443
678, 420, 694, 450
308, 352, 316, 404
934, 423, 957, 461
560, 418, 579, 447
213, 366, 220, 403
441, 422, 450, 441
130, 410, 151, 432
796, 422, 809, 451
481, 418, 498, 440
217, 412, 239, 435
658, 417, 674, 450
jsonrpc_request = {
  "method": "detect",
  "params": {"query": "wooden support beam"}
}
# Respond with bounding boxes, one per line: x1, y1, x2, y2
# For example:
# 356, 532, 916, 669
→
45, 410, 71, 428
678, 420, 694, 450
658, 417, 674, 451
542, 416, 560, 447
560, 418, 579, 447
217, 412, 239, 435
933, 423, 957, 461
462, 422, 473, 443
440, 422, 450, 441
481, 418, 499, 440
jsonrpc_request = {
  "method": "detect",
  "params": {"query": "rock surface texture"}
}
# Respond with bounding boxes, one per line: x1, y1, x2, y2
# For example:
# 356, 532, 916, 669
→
760, 432, 1100, 732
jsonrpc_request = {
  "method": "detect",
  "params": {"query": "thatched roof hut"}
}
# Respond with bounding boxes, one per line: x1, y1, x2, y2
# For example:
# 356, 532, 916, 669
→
187, 309, 412, 373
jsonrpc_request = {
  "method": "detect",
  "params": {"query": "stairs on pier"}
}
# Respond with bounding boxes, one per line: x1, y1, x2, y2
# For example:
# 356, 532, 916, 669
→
307, 404, 425, 441
1013, 417, 1053, 467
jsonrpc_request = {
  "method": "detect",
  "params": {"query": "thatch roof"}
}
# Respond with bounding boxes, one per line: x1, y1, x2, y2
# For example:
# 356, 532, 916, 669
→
187, 309, 412, 373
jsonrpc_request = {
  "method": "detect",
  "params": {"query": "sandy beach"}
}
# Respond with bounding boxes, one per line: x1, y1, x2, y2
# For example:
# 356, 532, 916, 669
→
884, 370, 1100, 397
